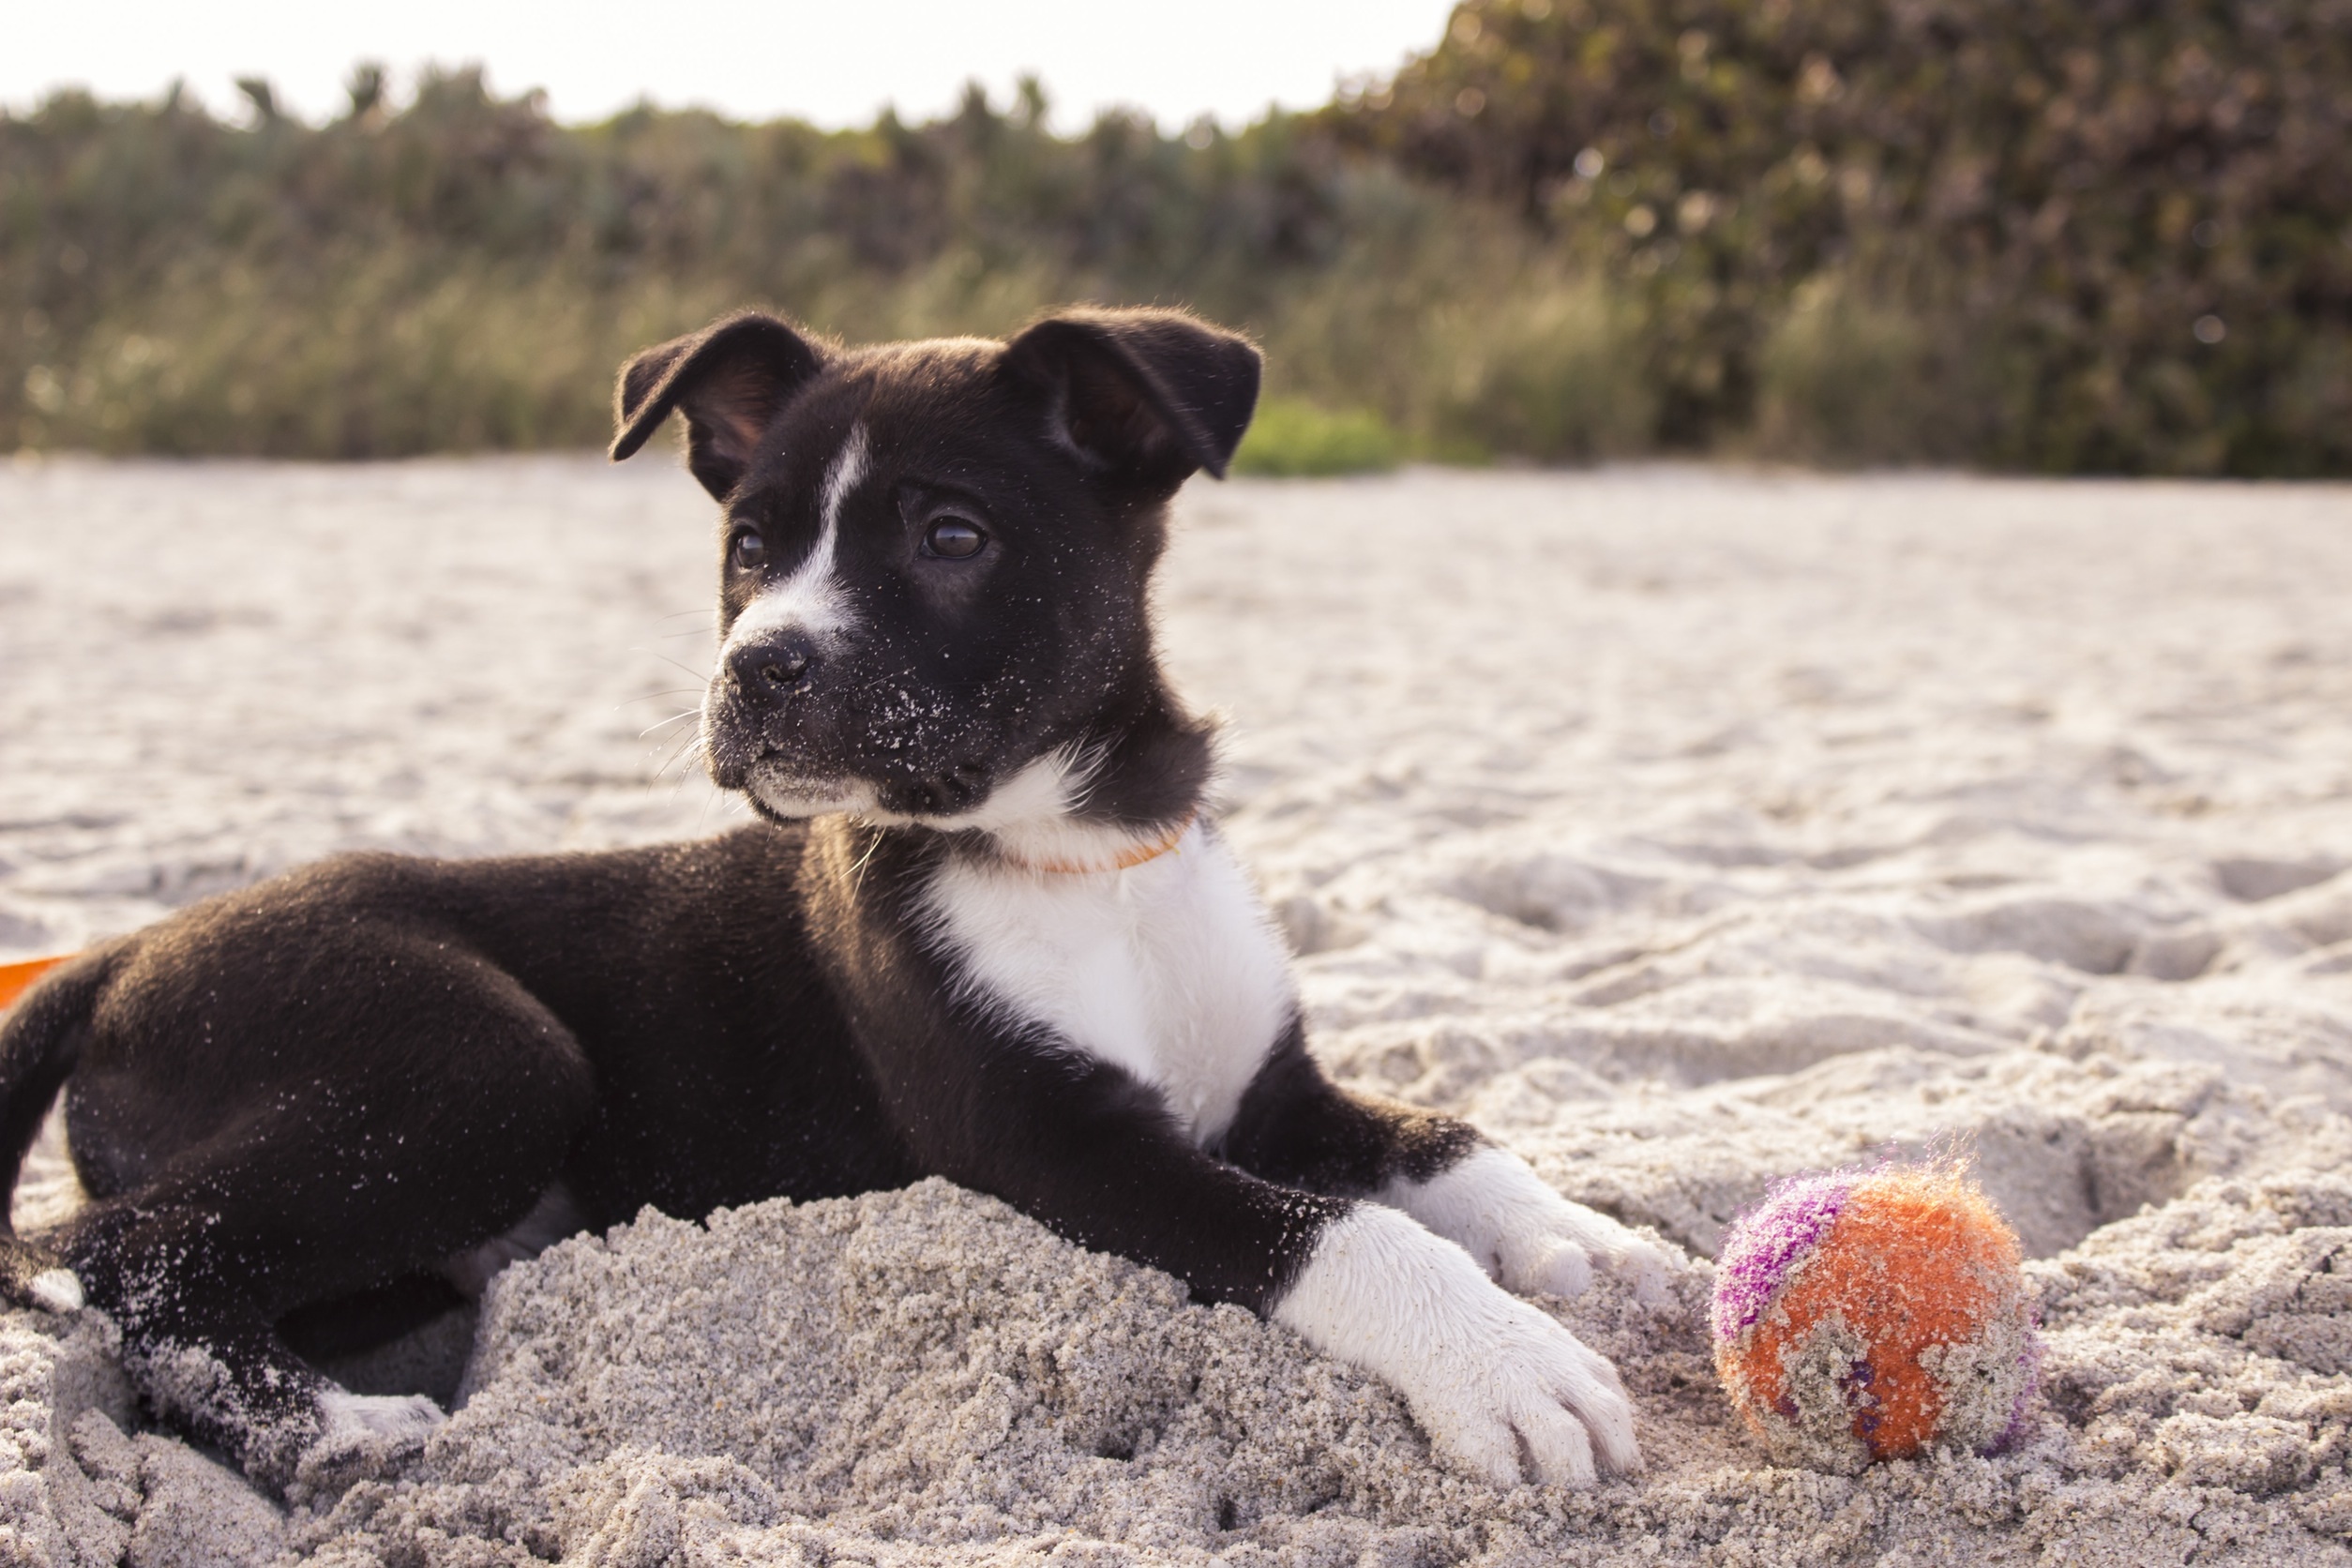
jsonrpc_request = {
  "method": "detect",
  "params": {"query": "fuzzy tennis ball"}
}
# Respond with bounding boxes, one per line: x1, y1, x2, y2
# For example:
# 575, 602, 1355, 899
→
1711, 1163, 2039, 1470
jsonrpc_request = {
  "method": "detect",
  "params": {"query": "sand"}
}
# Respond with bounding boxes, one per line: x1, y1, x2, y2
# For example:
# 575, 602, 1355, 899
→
2, 458, 2350, 1564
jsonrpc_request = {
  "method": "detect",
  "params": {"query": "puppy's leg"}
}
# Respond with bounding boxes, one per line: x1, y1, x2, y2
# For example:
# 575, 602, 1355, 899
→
56, 1199, 434, 1488
893, 1042, 1643, 1489
1273, 1199, 1641, 1486
53, 972, 593, 1492
1220, 1028, 1675, 1301
1380, 1145, 1672, 1304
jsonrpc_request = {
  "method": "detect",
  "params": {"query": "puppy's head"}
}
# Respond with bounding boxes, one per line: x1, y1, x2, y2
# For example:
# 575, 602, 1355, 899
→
611, 308, 1259, 827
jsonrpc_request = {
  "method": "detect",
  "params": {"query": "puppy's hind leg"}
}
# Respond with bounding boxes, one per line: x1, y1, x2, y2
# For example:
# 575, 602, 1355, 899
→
56, 1199, 404, 1489
52, 975, 595, 1493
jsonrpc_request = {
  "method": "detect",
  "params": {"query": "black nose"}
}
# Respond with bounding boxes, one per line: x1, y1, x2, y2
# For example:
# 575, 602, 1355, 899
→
729, 635, 815, 699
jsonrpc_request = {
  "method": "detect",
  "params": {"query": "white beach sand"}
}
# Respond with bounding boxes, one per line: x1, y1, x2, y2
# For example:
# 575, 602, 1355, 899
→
2, 458, 2350, 1564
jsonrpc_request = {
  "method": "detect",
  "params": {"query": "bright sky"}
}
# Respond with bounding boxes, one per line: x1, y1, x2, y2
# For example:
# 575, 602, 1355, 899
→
1, 1, 1456, 131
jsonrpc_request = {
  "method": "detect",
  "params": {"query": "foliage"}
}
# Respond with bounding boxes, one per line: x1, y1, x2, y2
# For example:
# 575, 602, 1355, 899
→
5, 1, 2349, 475
2, 72, 1624, 461
1753, 272, 1952, 465
1230, 397, 1402, 475
1329, 0, 2352, 475
1426, 278, 1654, 461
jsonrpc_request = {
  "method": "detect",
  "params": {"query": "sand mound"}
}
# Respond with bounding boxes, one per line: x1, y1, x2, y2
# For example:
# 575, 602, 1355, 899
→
4, 1173, 2349, 1563
3, 461, 2351, 1563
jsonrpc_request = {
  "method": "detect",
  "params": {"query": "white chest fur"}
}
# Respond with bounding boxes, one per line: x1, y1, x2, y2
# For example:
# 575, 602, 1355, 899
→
921, 823, 1294, 1142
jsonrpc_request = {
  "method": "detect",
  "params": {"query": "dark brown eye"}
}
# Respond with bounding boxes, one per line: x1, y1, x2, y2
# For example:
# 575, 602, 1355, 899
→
731, 528, 766, 570
925, 517, 986, 559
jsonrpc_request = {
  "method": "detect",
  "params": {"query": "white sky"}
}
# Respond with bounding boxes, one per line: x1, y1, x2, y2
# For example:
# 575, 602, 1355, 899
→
0, 1, 1456, 131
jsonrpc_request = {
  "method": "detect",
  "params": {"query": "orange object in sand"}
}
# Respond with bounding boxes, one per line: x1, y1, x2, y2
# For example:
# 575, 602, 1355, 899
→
0, 954, 74, 1012
1711, 1163, 2040, 1470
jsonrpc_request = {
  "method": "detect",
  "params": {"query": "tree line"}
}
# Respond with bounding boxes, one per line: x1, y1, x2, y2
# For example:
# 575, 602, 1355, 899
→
5, 0, 2345, 473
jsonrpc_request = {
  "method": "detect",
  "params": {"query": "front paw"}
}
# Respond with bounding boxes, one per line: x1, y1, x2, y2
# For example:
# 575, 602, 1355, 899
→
1393, 1146, 1676, 1304
1273, 1205, 1640, 1487
1415, 1288, 1638, 1487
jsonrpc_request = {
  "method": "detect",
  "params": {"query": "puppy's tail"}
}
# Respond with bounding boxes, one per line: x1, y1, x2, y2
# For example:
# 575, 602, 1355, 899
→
0, 944, 121, 1313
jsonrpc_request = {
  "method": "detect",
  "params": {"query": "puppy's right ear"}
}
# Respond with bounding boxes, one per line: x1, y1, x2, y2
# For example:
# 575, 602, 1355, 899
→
611, 312, 825, 501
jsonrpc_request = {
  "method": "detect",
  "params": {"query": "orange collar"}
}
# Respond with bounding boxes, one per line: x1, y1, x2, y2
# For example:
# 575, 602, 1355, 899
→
1003, 812, 1196, 876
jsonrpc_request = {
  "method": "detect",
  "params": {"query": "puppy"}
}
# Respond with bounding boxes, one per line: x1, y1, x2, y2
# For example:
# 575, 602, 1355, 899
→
0, 309, 1667, 1492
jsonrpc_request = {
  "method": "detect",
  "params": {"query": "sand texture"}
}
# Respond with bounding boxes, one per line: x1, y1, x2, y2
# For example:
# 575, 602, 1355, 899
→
3, 460, 2352, 1563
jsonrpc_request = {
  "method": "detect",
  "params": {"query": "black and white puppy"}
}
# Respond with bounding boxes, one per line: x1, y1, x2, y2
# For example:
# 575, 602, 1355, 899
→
0, 308, 1668, 1493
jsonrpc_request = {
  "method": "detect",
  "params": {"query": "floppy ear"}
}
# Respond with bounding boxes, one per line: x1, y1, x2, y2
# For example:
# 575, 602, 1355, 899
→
1003, 309, 1261, 490
610, 312, 826, 501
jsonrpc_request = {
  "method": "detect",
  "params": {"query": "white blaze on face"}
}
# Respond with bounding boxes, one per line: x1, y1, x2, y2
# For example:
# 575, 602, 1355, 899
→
722, 423, 869, 656
705, 423, 879, 818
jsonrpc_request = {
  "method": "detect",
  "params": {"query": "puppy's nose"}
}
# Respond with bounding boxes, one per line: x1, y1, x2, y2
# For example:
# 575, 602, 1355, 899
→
729, 634, 816, 699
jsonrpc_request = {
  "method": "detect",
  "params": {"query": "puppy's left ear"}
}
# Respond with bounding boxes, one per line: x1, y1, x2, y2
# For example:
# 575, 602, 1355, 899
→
611, 312, 826, 501
1003, 309, 1261, 489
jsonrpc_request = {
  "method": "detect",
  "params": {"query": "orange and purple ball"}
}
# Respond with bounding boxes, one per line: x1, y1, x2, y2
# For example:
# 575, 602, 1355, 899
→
1711, 1164, 2040, 1470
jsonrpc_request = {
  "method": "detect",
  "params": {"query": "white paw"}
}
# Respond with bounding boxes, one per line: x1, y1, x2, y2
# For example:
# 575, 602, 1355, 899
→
295, 1391, 445, 1495
28, 1268, 83, 1314
1274, 1204, 1639, 1487
319, 1390, 446, 1445
1389, 1147, 1676, 1305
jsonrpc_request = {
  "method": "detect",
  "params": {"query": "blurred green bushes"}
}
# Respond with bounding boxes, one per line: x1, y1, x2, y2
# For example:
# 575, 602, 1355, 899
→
1426, 279, 1654, 461
1333, 0, 2352, 475
1232, 398, 1402, 475
5, 0, 2348, 475
0, 71, 1573, 466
